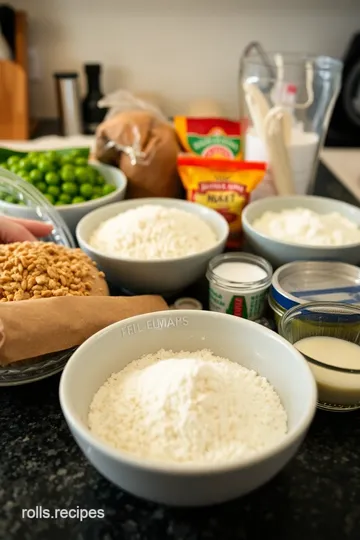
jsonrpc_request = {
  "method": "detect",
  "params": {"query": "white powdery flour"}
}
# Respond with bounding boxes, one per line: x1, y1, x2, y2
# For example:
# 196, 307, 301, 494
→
253, 208, 360, 247
89, 204, 217, 260
88, 349, 287, 465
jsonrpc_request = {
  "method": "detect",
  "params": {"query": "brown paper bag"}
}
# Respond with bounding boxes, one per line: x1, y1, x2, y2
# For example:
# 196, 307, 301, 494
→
94, 110, 182, 199
0, 295, 168, 366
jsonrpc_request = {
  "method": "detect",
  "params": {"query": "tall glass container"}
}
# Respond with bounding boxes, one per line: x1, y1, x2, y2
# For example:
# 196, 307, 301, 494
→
239, 44, 343, 195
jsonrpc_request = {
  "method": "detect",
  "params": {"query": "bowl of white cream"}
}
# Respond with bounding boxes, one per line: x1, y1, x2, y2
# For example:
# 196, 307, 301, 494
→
279, 301, 360, 412
242, 195, 360, 268
59, 309, 316, 506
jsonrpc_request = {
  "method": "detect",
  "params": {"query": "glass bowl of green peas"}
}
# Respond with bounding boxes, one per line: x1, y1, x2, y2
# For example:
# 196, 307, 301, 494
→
0, 148, 127, 234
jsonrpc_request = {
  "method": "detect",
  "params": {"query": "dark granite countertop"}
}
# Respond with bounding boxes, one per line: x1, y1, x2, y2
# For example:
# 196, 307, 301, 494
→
1, 157, 360, 539
1, 376, 360, 540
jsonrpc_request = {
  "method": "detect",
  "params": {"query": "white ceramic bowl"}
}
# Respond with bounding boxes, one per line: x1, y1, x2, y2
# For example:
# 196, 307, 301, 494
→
0, 162, 127, 235
76, 198, 229, 296
59, 310, 317, 507
242, 195, 360, 268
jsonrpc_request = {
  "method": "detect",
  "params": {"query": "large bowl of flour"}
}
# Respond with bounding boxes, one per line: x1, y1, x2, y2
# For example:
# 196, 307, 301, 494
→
76, 198, 229, 295
59, 309, 317, 506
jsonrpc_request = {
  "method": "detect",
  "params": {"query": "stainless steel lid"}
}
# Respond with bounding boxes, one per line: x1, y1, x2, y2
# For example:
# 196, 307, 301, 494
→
270, 261, 360, 310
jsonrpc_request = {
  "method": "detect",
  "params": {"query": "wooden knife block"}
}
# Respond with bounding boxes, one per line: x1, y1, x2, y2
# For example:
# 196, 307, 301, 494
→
0, 11, 29, 140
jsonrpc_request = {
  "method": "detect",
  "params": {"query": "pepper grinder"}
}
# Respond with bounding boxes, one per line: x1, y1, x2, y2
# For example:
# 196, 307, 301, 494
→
54, 72, 83, 136
82, 63, 107, 134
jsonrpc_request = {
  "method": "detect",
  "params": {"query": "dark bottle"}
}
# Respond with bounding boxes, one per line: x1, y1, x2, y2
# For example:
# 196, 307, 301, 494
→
82, 64, 107, 134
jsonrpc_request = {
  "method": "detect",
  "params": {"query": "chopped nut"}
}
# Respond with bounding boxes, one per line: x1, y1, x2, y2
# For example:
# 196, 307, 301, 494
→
0, 242, 105, 302
48, 279, 57, 290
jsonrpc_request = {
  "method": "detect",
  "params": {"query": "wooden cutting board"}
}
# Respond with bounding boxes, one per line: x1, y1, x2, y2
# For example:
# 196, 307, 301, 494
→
0, 59, 28, 139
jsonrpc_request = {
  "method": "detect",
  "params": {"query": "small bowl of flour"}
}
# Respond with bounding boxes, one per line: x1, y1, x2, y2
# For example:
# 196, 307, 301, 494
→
242, 195, 360, 268
59, 309, 317, 506
76, 197, 229, 295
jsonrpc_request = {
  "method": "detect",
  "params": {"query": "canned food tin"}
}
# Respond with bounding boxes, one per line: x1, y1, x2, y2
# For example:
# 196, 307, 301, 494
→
270, 261, 360, 312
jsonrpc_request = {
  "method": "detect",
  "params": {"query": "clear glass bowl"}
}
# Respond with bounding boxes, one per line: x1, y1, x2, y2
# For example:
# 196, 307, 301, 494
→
0, 167, 75, 246
279, 301, 360, 412
0, 167, 76, 385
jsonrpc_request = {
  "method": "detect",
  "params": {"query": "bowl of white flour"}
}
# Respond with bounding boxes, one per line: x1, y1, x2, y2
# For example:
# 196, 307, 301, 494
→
242, 195, 360, 268
76, 198, 229, 295
59, 310, 317, 506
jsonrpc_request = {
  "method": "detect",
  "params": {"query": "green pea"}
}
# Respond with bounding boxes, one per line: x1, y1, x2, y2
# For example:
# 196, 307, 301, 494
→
47, 185, 61, 197
44, 193, 55, 205
74, 157, 88, 167
69, 149, 83, 160
85, 167, 98, 184
7, 156, 20, 166
79, 183, 93, 199
61, 155, 73, 165
36, 181, 48, 193
95, 174, 105, 186
44, 151, 59, 163
72, 196, 86, 204
62, 182, 78, 196
74, 166, 90, 183
37, 160, 53, 174
45, 171, 60, 185
102, 184, 116, 196
29, 169, 43, 183
18, 158, 35, 172
58, 193, 72, 204
60, 166, 75, 183
0, 162, 8, 169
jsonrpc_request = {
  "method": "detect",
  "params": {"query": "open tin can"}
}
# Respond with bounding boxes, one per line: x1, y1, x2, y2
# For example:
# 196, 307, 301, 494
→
269, 261, 360, 329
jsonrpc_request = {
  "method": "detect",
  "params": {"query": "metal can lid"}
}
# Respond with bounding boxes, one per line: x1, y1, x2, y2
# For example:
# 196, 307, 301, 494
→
173, 297, 203, 310
270, 261, 360, 311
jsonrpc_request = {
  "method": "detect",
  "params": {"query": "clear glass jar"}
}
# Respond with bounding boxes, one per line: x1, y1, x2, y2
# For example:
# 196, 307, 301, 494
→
206, 252, 272, 320
239, 48, 343, 195
279, 301, 360, 412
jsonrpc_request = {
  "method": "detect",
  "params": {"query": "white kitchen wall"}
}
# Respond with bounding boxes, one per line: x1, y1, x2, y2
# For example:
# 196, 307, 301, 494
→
7, 0, 360, 118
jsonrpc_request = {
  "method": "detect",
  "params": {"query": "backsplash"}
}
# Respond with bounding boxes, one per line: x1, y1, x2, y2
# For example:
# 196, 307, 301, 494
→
7, 0, 360, 118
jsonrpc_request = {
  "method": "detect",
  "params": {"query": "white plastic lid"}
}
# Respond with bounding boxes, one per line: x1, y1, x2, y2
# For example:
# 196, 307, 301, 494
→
0, 167, 75, 246
173, 297, 203, 310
